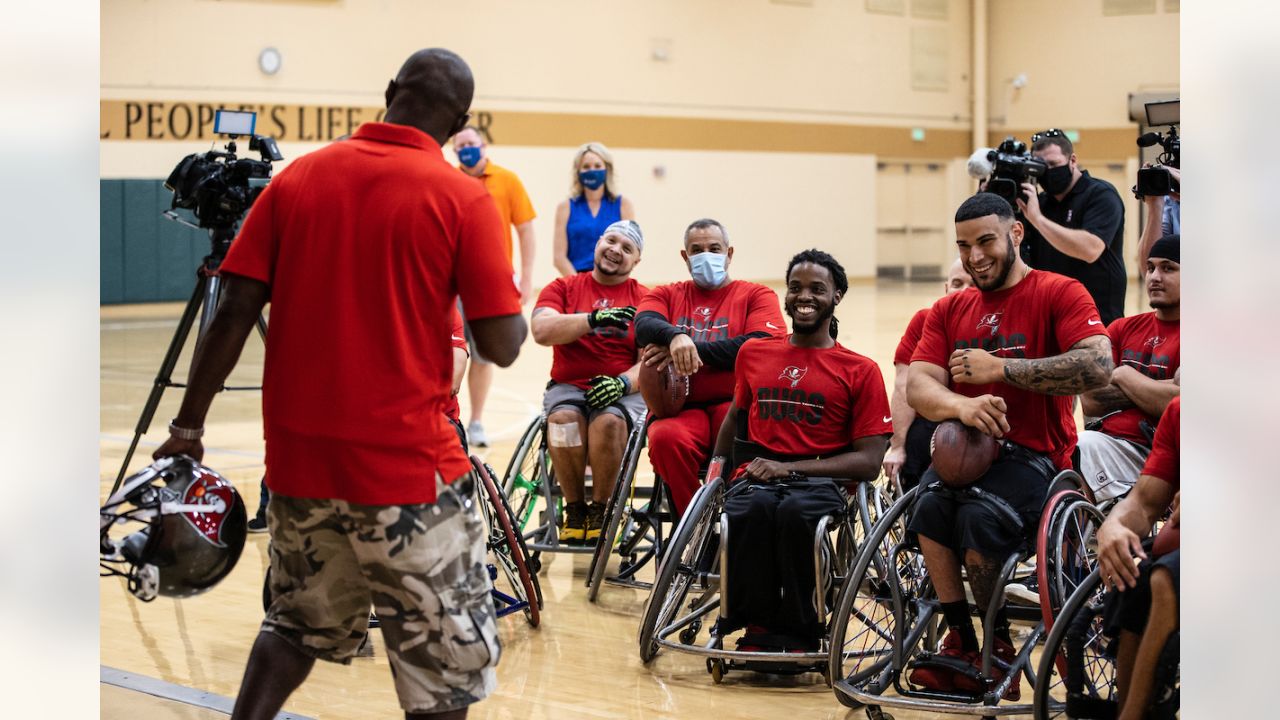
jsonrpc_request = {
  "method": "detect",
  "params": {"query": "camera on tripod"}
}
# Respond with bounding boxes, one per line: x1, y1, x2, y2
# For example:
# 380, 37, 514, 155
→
984, 137, 1048, 206
1135, 99, 1179, 198
164, 110, 284, 231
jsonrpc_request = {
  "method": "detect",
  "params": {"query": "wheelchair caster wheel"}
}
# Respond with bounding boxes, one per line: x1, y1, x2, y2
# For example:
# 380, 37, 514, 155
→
707, 658, 725, 684
527, 552, 543, 574
866, 707, 893, 720
679, 620, 702, 645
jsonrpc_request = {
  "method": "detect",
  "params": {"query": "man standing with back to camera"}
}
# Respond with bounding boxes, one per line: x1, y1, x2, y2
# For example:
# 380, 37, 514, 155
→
1017, 129, 1128, 325
153, 49, 525, 720
906, 193, 1112, 699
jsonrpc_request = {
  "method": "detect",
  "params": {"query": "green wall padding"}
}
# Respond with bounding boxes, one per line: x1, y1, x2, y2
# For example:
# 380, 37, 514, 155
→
100, 179, 216, 304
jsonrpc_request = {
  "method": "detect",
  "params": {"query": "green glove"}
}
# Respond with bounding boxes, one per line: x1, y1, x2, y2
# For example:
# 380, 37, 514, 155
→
587, 305, 637, 330
585, 375, 630, 409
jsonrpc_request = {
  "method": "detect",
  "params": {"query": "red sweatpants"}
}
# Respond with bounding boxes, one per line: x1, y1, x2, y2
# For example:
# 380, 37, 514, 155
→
647, 402, 731, 514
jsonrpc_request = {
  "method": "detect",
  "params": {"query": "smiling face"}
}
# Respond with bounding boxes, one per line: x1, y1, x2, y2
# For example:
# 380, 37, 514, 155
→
594, 231, 641, 277
785, 261, 840, 335
955, 213, 1025, 292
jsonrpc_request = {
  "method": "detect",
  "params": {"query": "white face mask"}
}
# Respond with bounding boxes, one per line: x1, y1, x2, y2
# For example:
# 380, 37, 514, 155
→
689, 251, 728, 289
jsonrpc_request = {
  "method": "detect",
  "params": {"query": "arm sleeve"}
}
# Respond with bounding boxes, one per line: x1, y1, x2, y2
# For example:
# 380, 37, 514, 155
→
508, 173, 537, 226
1081, 183, 1124, 248
634, 286, 677, 346
894, 309, 929, 366
1140, 397, 1180, 485
849, 361, 893, 441
456, 193, 521, 320
1051, 277, 1108, 351
694, 285, 785, 368
696, 331, 771, 370
219, 179, 279, 286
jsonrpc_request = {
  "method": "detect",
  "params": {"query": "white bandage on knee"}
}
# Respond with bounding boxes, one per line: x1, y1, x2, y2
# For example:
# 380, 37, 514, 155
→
547, 421, 583, 448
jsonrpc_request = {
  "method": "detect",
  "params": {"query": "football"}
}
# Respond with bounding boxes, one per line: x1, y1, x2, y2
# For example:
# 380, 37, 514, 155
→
638, 362, 689, 419
930, 419, 1001, 487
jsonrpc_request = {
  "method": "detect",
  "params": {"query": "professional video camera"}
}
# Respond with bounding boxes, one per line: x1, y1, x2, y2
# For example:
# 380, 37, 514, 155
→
983, 137, 1047, 206
164, 109, 283, 232
1135, 99, 1180, 198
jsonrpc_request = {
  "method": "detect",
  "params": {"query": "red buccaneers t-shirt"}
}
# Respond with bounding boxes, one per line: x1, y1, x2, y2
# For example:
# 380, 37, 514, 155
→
735, 336, 892, 457
1099, 312, 1180, 446
637, 280, 786, 403
535, 273, 649, 388
911, 270, 1104, 469
221, 122, 521, 505
894, 308, 930, 366
444, 308, 468, 422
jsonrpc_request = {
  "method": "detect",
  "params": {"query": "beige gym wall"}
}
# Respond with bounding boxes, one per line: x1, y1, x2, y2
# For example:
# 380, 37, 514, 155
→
101, 0, 1178, 288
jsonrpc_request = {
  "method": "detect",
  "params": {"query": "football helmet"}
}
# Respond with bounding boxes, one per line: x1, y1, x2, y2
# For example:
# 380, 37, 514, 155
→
101, 455, 247, 601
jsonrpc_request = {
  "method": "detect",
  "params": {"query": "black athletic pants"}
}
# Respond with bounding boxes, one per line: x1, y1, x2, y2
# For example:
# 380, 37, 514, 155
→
722, 477, 847, 644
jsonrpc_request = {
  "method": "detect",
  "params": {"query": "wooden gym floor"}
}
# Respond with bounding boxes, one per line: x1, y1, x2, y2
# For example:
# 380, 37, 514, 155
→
100, 278, 1145, 719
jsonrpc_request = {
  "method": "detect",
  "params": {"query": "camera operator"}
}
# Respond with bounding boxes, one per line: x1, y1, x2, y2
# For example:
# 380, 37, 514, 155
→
1138, 165, 1180, 268
1017, 130, 1127, 325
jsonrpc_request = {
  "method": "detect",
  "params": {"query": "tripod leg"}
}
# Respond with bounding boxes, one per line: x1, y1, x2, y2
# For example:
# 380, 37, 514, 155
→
110, 275, 207, 496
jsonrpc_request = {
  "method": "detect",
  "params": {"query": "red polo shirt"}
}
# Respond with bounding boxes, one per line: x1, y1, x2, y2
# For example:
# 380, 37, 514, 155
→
221, 122, 521, 504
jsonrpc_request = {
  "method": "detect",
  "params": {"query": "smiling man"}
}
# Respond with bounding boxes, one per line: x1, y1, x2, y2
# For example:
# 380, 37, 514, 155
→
709, 249, 891, 653
632, 218, 786, 514
904, 192, 1112, 698
531, 219, 648, 545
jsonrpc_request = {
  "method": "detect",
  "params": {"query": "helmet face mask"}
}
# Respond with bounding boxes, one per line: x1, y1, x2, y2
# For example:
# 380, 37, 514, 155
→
101, 456, 247, 601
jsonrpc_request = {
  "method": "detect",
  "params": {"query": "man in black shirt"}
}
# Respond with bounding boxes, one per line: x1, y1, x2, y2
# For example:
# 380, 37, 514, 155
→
1017, 130, 1127, 324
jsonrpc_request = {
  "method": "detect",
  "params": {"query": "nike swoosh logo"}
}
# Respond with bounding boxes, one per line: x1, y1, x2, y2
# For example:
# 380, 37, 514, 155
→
766, 322, 781, 329
451, 335, 464, 341
883, 416, 892, 423
1088, 319, 1102, 326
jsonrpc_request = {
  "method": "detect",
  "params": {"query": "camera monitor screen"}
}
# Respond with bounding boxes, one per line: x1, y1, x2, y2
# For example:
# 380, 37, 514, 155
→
1145, 100, 1179, 127
214, 109, 257, 136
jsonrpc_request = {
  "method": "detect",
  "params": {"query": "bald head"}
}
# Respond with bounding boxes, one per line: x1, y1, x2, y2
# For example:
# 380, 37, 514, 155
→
943, 257, 973, 295
383, 48, 475, 145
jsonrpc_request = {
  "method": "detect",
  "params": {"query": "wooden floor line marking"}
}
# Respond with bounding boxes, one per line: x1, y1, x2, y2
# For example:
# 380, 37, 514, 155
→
100, 665, 315, 720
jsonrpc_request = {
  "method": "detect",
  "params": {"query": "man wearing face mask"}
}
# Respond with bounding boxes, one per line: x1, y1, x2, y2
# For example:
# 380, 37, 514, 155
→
1017, 130, 1127, 325
633, 218, 786, 514
452, 126, 538, 447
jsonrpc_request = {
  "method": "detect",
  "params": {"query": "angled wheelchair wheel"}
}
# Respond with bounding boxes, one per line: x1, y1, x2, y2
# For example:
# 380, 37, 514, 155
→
1037, 489, 1105, 634
1033, 569, 1117, 720
473, 456, 542, 628
829, 487, 930, 710
638, 475, 724, 664
501, 415, 553, 547
586, 423, 647, 602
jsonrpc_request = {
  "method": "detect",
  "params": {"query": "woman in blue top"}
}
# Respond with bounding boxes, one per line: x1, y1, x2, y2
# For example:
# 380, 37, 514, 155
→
553, 141, 636, 274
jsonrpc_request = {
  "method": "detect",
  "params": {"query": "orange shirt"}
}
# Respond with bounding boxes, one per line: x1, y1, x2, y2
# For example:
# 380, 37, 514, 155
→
459, 160, 536, 262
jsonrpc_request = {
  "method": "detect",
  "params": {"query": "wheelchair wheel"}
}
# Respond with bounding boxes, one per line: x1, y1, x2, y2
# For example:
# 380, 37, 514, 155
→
586, 424, 647, 602
501, 415, 553, 545
638, 475, 724, 664
1036, 489, 1105, 633
1033, 569, 1116, 720
473, 456, 543, 628
828, 487, 929, 710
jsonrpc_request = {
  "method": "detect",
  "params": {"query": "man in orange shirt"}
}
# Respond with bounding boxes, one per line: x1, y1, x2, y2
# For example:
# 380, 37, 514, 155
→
452, 126, 537, 446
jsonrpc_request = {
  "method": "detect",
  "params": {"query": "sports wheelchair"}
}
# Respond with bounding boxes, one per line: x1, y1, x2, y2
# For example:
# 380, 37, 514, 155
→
637, 460, 894, 683
501, 412, 647, 562
470, 455, 543, 628
827, 469, 1106, 718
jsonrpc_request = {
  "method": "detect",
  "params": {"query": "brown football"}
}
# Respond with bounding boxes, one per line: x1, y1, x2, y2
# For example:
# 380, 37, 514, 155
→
638, 362, 689, 419
930, 419, 1001, 487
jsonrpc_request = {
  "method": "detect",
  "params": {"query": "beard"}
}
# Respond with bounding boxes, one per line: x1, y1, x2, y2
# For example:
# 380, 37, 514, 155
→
971, 235, 1017, 291
1149, 297, 1177, 310
787, 303, 834, 335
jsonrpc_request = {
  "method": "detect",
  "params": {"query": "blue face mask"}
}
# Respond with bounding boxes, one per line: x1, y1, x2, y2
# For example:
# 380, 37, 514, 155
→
457, 146, 483, 168
579, 169, 607, 190
689, 251, 728, 289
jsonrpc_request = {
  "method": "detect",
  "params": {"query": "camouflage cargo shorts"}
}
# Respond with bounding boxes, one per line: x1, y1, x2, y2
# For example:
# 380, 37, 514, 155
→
262, 474, 499, 714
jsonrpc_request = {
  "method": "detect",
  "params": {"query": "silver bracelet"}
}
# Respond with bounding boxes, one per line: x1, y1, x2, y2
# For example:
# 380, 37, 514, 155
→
168, 420, 204, 440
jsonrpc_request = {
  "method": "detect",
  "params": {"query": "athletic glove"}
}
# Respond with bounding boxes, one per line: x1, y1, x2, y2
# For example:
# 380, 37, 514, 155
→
587, 305, 637, 330
585, 374, 630, 409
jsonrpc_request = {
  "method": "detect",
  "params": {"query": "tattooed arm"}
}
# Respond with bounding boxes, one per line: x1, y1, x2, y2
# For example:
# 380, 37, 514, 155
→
1080, 379, 1135, 418
949, 334, 1114, 396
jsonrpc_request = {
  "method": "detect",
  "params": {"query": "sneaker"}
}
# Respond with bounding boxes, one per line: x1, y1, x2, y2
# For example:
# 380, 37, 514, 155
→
468, 421, 489, 447
989, 638, 1021, 701
908, 629, 974, 692
585, 502, 607, 545
1004, 582, 1040, 606
560, 502, 587, 545
247, 513, 268, 534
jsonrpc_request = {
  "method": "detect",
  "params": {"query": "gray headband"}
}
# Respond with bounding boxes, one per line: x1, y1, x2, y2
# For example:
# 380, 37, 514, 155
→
602, 219, 644, 253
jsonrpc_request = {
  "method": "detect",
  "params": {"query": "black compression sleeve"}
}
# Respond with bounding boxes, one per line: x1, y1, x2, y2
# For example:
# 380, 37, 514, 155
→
633, 310, 681, 347
695, 331, 770, 370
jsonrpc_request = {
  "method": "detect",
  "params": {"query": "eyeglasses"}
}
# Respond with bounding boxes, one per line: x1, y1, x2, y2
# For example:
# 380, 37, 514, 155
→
1032, 128, 1065, 143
